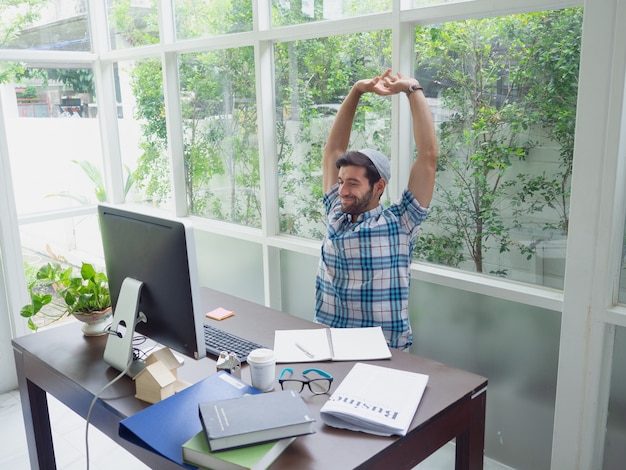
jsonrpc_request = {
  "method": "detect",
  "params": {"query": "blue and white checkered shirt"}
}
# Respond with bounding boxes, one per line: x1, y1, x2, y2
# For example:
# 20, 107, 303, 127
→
314, 184, 428, 349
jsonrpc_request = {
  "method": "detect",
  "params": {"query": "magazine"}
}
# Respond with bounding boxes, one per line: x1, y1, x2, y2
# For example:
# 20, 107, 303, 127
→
320, 362, 429, 436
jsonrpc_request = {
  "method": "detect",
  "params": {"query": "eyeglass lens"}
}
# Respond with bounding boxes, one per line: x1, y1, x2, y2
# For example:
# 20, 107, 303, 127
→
281, 378, 331, 394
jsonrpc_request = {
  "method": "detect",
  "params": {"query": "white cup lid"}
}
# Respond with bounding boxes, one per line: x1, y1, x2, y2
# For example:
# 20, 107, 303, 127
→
247, 348, 275, 364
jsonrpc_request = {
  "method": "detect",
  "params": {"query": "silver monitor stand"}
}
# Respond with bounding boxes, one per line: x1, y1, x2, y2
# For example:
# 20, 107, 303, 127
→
103, 277, 147, 378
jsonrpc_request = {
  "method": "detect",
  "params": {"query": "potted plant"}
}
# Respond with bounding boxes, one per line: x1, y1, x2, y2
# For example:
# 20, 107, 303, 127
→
21, 261, 112, 336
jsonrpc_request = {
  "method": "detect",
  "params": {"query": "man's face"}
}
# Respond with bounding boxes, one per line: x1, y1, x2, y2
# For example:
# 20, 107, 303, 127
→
337, 165, 382, 216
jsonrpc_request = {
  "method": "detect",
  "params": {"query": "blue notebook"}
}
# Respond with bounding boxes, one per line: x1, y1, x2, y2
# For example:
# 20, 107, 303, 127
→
119, 371, 260, 467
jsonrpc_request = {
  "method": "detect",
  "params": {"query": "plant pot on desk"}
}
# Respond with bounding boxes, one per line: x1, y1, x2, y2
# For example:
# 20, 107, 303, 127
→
72, 307, 113, 336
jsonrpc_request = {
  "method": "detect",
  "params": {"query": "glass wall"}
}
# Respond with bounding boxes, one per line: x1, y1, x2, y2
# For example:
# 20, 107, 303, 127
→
2, 3, 580, 287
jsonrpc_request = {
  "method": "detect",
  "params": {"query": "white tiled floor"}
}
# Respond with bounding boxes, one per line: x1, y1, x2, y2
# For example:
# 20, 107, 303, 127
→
0, 389, 149, 470
0, 388, 506, 469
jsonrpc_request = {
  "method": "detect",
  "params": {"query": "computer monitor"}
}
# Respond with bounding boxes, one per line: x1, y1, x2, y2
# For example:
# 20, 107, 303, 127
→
98, 204, 205, 377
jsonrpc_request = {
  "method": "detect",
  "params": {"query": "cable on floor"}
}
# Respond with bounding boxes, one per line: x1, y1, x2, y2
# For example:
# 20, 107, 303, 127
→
83, 350, 136, 470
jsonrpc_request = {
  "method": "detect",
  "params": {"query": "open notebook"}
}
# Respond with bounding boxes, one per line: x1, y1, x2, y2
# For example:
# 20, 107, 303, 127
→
273, 326, 392, 363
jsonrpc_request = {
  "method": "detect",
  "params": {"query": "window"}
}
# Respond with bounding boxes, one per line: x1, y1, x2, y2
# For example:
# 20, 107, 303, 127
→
108, 0, 159, 49
412, 9, 582, 288
5, 62, 104, 282
7, 65, 100, 213
177, 49, 260, 226
117, 58, 171, 207
274, 31, 392, 238
1, 0, 91, 51
13, 67, 96, 118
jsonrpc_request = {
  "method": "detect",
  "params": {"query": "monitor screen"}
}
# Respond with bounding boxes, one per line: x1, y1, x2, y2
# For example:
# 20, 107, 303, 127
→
98, 204, 205, 375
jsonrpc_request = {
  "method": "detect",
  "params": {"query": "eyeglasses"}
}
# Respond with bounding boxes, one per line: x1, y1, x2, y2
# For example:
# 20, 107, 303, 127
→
278, 367, 333, 395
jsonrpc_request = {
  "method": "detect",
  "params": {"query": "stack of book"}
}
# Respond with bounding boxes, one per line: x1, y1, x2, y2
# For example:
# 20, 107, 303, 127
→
118, 371, 315, 470
185, 389, 316, 469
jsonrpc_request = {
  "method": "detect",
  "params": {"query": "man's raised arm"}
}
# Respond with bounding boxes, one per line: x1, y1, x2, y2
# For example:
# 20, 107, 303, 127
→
322, 76, 385, 193
379, 71, 438, 207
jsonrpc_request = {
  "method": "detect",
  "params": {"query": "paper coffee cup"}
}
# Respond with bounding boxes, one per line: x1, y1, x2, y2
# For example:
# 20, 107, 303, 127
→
247, 348, 276, 392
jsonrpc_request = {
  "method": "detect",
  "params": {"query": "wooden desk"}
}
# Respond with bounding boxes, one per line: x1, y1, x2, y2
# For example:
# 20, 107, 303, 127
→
13, 288, 487, 469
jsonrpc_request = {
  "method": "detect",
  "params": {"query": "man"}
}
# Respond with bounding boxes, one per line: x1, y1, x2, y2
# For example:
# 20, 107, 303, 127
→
314, 69, 438, 350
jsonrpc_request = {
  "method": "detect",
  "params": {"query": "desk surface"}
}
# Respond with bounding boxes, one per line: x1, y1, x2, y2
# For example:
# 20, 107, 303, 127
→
13, 288, 487, 470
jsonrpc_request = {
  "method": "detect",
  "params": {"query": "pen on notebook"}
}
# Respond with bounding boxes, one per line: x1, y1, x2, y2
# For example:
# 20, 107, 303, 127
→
295, 342, 314, 358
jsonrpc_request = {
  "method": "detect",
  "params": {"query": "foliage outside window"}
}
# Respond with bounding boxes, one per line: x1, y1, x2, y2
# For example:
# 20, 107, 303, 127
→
412, 9, 581, 285
108, 0, 160, 49
174, 0, 253, 39
9, 66, 96, 118
124, 58, 172, 207
1, 0, 90, 51
1, 1, 95, 111
178, 49, 260, 225
272, 0, 391, 26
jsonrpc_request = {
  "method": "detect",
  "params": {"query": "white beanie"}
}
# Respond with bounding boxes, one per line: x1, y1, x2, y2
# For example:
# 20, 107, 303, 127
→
359, 148, 391, 182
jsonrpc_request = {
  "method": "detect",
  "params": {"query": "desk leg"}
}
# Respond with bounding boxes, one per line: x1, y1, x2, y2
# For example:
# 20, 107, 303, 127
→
14, 348, 57, 470
456, 387, 487, 470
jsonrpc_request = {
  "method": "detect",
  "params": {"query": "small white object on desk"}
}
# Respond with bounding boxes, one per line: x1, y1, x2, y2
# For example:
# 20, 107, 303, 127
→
247, 348, 276, 392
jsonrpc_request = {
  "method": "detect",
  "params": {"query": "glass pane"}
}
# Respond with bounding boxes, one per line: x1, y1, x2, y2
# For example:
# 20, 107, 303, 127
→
275, 31, 392, 239
116, 59, 172, 208
411, 280, 560, 468
12, 67, 96, 119
6, 65, 102, 213
1, 0, 91, 51
195, 231, 265, 304
178, 49, 259, 226
604, 326, 626, 470
174, 0, 253, 40
107, 0, 159, 50
20, 215, 105, 330
412, 9, 582, 288
272, 0, 391, 26
618, 219, 626, 304
411, 0, 470, 6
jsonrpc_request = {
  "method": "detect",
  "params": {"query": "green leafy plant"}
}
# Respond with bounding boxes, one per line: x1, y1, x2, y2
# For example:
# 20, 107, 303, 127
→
20, 262, 111, 331
48, 159, 135, 205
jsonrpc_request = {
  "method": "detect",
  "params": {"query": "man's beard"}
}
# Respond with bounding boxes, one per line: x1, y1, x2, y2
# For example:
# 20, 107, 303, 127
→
341, 187, 374, 215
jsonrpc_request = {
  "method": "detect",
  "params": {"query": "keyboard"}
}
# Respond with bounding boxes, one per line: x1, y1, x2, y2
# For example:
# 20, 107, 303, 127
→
203, 324, 265, 363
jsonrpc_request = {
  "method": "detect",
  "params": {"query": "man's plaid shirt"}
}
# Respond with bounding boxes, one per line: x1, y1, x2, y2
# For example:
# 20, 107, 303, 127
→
314, 184, 428, 349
